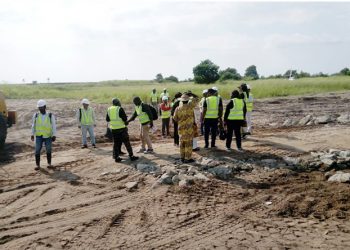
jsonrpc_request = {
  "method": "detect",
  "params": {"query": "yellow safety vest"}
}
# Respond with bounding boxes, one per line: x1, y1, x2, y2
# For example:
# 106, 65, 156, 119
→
35, 113, 52, 137
161, 104, 171, 119
204, 96, 219, 119
151, 92, 158, 102
108, 106, 126, 130
244, 92, 253, 112
80, 107, 94, 125
135, 104, 150, 124
228, 98, 244, 120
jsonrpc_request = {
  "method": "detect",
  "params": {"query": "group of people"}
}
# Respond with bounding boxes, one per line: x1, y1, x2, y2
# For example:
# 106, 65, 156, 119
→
31, 83, 253, 170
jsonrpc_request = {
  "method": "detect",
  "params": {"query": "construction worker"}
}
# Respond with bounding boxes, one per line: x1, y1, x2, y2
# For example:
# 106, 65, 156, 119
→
106, 98, 138, 162
159, 96, 171, 138
31, 99, 56, 170
173, 92, 199, 163
77, 98, 96, 149
160, 88, 169, 100
150, 88, 159, 113
241, 83, 254, 136
224, 90, 246, 151
199, 89, 208, 136
127, 96, 154, 154
171, 92, 183, 147
202, 88, 223, 148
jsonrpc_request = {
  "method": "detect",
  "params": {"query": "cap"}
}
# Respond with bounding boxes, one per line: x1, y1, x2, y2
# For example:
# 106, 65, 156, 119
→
37, 99, 46, 108
202, 89, 208, 94
81, 98, 90, 105
162, 96, 168, 101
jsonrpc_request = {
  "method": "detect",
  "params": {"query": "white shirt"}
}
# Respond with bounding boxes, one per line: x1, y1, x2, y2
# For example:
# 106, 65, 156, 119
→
31, 112, 57, 137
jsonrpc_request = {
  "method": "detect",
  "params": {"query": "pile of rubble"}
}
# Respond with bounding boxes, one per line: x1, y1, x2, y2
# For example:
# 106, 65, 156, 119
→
283, 113, 350, 127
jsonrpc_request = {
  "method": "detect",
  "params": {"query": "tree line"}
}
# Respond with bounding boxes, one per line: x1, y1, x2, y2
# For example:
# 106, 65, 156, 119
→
155, 59, 350, 84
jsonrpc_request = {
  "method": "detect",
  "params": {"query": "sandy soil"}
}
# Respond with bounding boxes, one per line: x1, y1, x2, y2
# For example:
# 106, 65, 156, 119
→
1, 92, 350, 249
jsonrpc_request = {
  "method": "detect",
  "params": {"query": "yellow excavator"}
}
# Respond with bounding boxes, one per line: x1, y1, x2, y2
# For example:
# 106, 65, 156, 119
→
0, 91, 16, 148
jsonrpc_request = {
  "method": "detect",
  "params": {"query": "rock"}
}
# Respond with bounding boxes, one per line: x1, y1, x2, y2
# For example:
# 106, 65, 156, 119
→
136, 163, 161, 175
261, 159, 278, 168
324, 170, 336, 180
283, 118, 294, 127
172, 174, 181, 184
194, 173, 210, 181
208, 166, 232, 180
125, 181, 138, 190
100, 169, 121, 176
159, 173, 173, 185
315, 115, 332, 124
283, 156, 300, 166
298, 115, 312, 126
179, 179, 192, 187
329, 149, 340, 156
187, 166, 198, 175
339, 150, 350, 158
327, 172, 350, 183
337, 114, 350, 124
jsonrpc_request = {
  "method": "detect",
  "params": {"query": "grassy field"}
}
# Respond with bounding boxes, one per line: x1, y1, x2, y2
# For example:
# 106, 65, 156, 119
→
1, 76, 350, 104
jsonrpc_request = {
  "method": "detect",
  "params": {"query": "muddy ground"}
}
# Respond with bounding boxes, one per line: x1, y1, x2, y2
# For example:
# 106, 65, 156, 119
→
1, 92, 350, 249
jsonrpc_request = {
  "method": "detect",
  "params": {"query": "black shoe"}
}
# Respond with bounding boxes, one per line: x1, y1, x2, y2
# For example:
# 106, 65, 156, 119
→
193, 147, 200, 152
115, 157, 122, 162
119, 151, 126, 155
81, 145, 88, 149
211, 145, 217, 149
130, 156, 139, 161
204, 145, 209, 149
47, 165, 55, 170
34, 166, 40, 171
184, 159, 195, 163
92, 144, 97, 148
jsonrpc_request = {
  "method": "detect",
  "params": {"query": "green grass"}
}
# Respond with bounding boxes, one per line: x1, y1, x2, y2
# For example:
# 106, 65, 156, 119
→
1, 76, 350, 104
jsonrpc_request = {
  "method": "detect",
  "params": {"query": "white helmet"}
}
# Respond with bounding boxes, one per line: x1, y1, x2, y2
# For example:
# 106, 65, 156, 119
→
162, 96, 168, 101
81, 98, 90, 105
247, 84, 251, 90
212, 86, 218, 91
37, 99, 46, 108
202, 89, 208, 94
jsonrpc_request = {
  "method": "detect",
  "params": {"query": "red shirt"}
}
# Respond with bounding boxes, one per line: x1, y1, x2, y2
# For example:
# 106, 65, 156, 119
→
160, 103, 171, 111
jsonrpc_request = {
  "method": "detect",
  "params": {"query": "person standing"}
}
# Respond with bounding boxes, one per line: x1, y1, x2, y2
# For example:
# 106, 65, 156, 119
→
171, 92, 182, 147
241, 83, 254, 136
199, 89, 208, 136
224, 90, 246, 151
173, 93, 199, 163
202, 88, 223, 148
160, 88, 169, 100
150, 88, 159, 112
127, 96, 154, 153
106, 98, 138, 162
77, 98, 96, 149
31, 100, 56, 170
159, 96, 171, 138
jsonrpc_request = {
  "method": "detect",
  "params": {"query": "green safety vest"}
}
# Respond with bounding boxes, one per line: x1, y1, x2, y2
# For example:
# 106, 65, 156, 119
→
80, 107, 94, 125
204, 96, 219, 119
35, 113, 52, 137
108, 106, 126, 130
151, 92, 158, 102
244, 92, 253, 112
135, 104, 150, 124
228, 98, 244, 120
161, 104, 171, 119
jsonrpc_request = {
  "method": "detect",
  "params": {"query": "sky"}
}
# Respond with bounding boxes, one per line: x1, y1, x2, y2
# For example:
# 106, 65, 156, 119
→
1, 0, 350, 83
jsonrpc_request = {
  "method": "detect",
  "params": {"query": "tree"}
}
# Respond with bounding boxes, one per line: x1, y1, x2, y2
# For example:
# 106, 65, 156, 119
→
244, 65, 259, 80
165, 75, 179, 83
298, 71, 311, 78
193, 59, 220, 84
155, 73, 164, 83
340, 67, 350, 76
219, 67, 242, 81
283, 70, 298, 79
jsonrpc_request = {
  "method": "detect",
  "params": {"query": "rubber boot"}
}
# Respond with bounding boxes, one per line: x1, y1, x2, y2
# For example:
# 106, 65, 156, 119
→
35, 154, 40, 170
47, 153, 54, 169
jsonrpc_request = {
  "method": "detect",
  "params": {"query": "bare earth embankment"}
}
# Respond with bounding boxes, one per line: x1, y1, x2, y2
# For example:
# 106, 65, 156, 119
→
1, 92, 350, 249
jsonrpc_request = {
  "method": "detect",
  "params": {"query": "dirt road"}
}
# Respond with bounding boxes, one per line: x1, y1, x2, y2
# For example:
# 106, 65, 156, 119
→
1, 92, 350, 249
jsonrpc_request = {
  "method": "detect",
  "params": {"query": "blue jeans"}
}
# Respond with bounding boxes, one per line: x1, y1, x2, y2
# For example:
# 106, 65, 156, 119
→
81, 125, 96, 145
35, 136, 52, 155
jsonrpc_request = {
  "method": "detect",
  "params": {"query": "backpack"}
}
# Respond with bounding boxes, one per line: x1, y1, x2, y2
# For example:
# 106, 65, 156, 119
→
147, 104, 158, 120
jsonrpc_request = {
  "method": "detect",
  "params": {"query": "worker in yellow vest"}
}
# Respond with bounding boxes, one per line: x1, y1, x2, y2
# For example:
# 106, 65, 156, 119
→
202, 88, 223, 148
106, 98, 138, 162
77, 98, 96, 149
241, 83, 254, 136
223, 90, 246, 151
160, 88, 170, 100
150, 88, 159, 113
159, 96, 171, 138
31, 99, 57, 170
128, 96, 154, 154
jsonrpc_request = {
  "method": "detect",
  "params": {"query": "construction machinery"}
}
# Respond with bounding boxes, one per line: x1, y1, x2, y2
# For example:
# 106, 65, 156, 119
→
0, 91, 16, 148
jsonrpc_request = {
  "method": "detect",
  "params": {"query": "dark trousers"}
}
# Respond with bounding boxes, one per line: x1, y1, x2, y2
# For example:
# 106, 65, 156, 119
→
35, 136, 52, 166
173, 119, 179, 145
112, 128, 133, 158
162, 118, 170, 136
226, 120, 244, 149
204, 118, 218, 147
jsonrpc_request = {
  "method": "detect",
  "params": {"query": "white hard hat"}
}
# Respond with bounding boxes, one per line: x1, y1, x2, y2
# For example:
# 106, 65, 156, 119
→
37, 99, 46, 108
247, 84, 251, 90
162, 96, 168, 101
163, 88, 167, 91
203, 89, 208, 94
212, 86, 218, 91
81, 98, 90, 105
